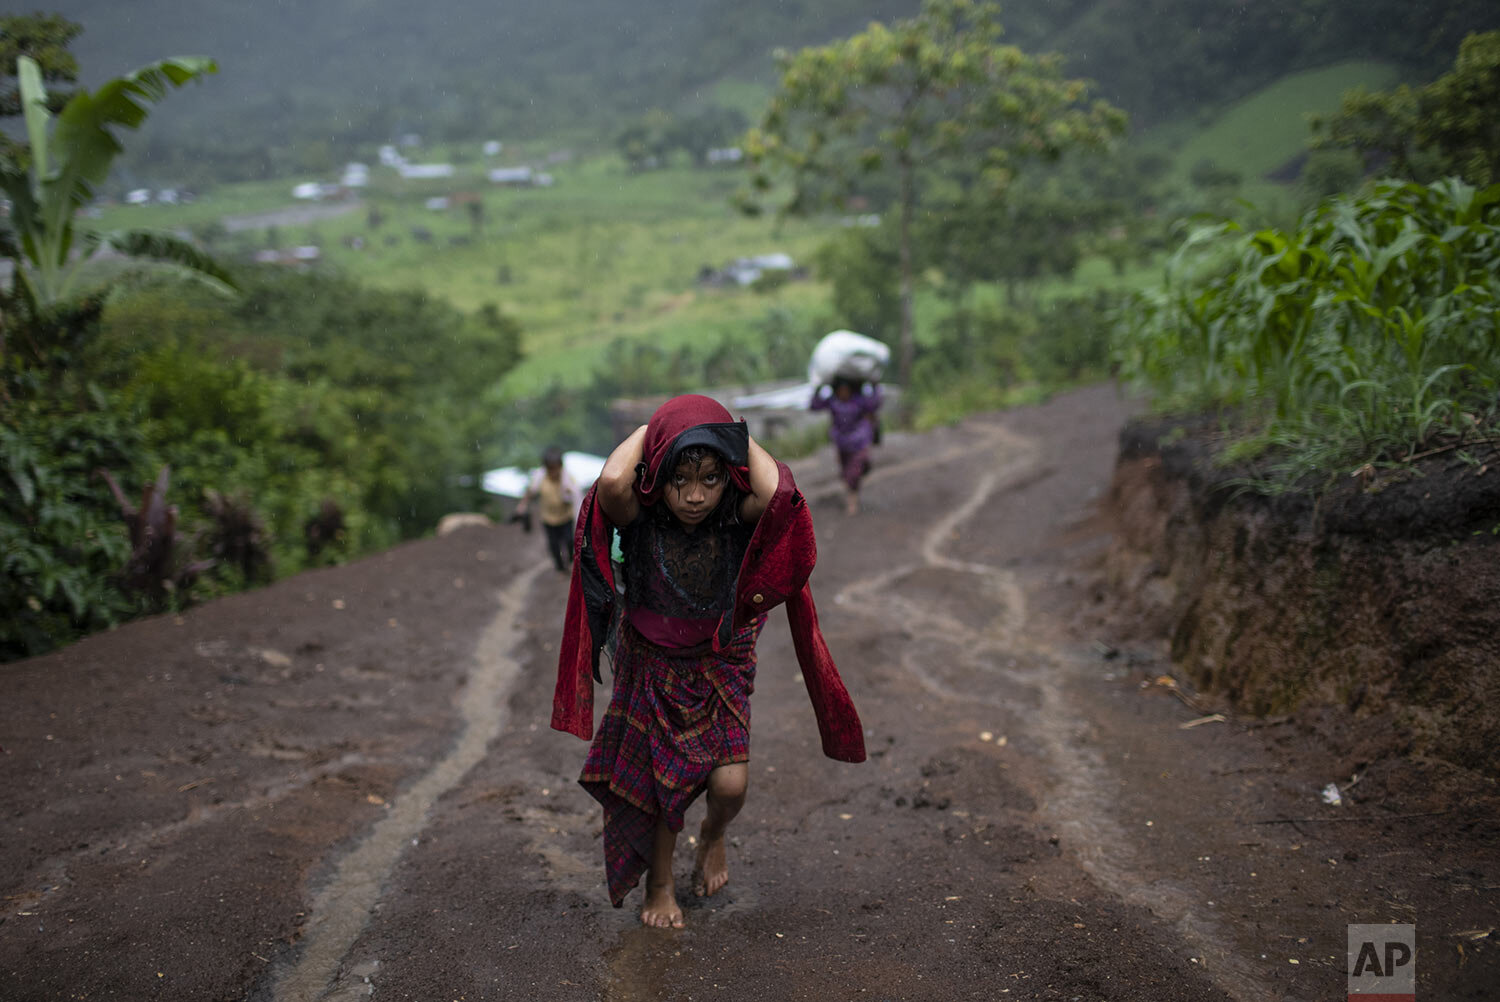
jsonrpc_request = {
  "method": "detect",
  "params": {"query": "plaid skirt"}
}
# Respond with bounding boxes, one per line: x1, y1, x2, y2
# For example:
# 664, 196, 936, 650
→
579, 614, 766, 906
838, 446, 871, 491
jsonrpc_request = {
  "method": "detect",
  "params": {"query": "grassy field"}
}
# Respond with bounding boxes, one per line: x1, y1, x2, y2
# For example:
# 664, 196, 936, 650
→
1138, 60, 1404, 216
102, 153, 846, 396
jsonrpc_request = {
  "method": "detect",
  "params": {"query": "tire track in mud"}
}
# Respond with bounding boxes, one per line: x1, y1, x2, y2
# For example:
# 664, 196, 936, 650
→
833, 421, 1281, 1002
272, 561, 547, 1002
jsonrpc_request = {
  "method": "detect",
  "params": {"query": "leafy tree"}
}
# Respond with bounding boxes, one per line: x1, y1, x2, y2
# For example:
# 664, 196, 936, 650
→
0, 12, 81, 162
812, 225, 902, 344
0, 54, 230, 329
616, 109, 677, 171
744, 0, 1126, 391
670, 104, 750, 165
1311, 30, 1500, 186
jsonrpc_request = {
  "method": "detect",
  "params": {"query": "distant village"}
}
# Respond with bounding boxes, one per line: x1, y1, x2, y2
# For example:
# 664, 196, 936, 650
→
88, 133, 830, 277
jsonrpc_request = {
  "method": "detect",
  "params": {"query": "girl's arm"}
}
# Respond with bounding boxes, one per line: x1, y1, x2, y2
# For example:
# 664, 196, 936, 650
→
809, 384, 832, 411
597, 424, 647, 526
739, 433, 779, 524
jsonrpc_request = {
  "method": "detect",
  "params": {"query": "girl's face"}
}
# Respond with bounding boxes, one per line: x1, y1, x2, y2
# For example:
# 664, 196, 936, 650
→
663, 454, 726, 528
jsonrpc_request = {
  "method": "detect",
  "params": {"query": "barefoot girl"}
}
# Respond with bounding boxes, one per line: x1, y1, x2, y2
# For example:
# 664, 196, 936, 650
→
552, 394, 865, 928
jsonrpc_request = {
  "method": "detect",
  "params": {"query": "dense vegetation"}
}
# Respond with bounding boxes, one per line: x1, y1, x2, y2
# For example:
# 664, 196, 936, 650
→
3, 269, 522, 660
5, 4, 1499, 663
1114, 177, 1500, 489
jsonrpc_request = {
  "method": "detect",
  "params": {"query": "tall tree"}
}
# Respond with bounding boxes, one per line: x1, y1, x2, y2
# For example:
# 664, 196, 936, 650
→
0, 12, 82, 163
744, 0, 1126, 390
1311, 30, 1500, 187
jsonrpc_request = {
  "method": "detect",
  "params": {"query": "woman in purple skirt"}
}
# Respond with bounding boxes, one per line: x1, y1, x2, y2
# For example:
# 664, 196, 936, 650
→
810, 377, 883, 514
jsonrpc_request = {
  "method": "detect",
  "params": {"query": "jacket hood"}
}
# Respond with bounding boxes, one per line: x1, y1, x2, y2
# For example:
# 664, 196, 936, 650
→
635, 394, 751, 503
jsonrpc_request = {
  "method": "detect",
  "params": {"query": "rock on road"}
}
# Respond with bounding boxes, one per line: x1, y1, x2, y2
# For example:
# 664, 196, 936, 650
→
3, 384, 1493, 1001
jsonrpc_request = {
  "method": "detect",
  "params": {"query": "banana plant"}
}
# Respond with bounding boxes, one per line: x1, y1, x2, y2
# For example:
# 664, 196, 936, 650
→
0, 54, 233, 315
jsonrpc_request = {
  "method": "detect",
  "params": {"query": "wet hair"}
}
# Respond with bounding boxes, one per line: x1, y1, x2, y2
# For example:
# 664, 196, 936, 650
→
655, 444, 744, 528
541, 445, 563, 467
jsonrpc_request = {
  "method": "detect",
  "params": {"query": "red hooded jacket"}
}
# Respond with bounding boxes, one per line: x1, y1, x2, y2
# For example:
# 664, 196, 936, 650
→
550, 399, 866, 764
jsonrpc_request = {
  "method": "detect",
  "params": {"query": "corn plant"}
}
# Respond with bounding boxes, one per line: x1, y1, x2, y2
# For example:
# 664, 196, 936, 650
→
1115, 178, 1500, 489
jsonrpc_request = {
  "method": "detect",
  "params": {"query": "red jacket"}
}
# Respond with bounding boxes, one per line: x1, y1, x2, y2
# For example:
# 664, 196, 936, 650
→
550, 460, 866, 763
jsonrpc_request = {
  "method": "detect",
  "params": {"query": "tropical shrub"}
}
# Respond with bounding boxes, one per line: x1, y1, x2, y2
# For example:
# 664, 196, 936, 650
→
1, 394, 144, 660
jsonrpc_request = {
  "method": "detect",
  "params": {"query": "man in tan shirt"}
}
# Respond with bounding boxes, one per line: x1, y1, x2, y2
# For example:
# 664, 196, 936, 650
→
516, 446, 581, 571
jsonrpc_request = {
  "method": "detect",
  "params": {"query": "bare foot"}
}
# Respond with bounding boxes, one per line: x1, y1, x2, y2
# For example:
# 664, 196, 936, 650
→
691, 831, 730, 897
639, 880, 683, 928
845, 491, 860, 516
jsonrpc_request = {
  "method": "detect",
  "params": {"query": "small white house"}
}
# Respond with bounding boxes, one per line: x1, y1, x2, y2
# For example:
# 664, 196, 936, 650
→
424, 196, 451, 211
378, 145, 403, 167
125, 188, 152, 205
291, 182, 326, 201
341, 163, 370, 187
726, 252, 795, 286
397, 163, 455, 180
482, 140, 503, 156
487, 166, 534, 186
706, 146, 744, 164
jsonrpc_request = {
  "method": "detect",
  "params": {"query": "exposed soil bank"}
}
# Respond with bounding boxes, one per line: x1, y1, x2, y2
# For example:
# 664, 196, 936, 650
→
1102, 417, 1500, 776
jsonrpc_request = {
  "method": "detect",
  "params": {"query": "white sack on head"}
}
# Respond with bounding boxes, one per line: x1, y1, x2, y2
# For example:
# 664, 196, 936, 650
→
808, 329, 890, 386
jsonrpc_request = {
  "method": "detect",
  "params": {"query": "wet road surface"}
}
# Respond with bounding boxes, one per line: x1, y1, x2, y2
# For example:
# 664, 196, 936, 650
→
4, 384, 1494, 1001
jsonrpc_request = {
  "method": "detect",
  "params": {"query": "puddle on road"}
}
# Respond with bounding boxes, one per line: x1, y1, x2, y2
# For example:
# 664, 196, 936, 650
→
270, 562, 546, 1002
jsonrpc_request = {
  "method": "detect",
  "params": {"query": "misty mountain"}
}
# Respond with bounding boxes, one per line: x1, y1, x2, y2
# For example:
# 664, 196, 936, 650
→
39, 0, 1500, 179
45, 1, 918, 161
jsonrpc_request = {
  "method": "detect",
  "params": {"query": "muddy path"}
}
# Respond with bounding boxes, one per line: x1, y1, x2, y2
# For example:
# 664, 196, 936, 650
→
2, 383, 1495, 1001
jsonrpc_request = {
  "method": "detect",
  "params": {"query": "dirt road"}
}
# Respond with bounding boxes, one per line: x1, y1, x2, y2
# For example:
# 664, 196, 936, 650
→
2, 384, 1495, 1001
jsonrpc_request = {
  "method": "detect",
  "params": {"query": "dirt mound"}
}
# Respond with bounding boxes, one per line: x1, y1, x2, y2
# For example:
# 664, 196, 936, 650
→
1103, 417, 1500, 776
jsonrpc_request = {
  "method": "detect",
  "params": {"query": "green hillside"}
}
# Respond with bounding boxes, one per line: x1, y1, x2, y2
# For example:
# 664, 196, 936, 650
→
86, 55, 1412, 399
1142, 60, 1405, 216
38, 0, 1498, 183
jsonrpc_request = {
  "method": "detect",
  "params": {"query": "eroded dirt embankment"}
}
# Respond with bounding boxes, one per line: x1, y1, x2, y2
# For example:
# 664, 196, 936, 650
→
1102, 417, 1500, 776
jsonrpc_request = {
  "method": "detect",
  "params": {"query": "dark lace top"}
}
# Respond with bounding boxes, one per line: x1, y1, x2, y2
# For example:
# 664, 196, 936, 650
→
619, 508, 752, 648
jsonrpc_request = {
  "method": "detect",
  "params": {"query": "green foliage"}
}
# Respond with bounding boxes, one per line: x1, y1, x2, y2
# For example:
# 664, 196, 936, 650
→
98, 269, 524, 552
0, 52, 228, 311
2, 264, 525, 663
616, 104, 749, 170
746, 0, 1127, 388
813, 226, 902, 344
1, 393, 144, 661
1312, 31, 1500, 186
910, 290, 1120, 426
491, 305, 825, 464
0, 12, 81, 161
1115, 178, 1500, 489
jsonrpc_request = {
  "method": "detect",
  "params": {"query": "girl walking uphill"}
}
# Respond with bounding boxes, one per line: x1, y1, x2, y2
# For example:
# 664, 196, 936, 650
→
811, 377, 883, 515
552, 394, 865, 928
